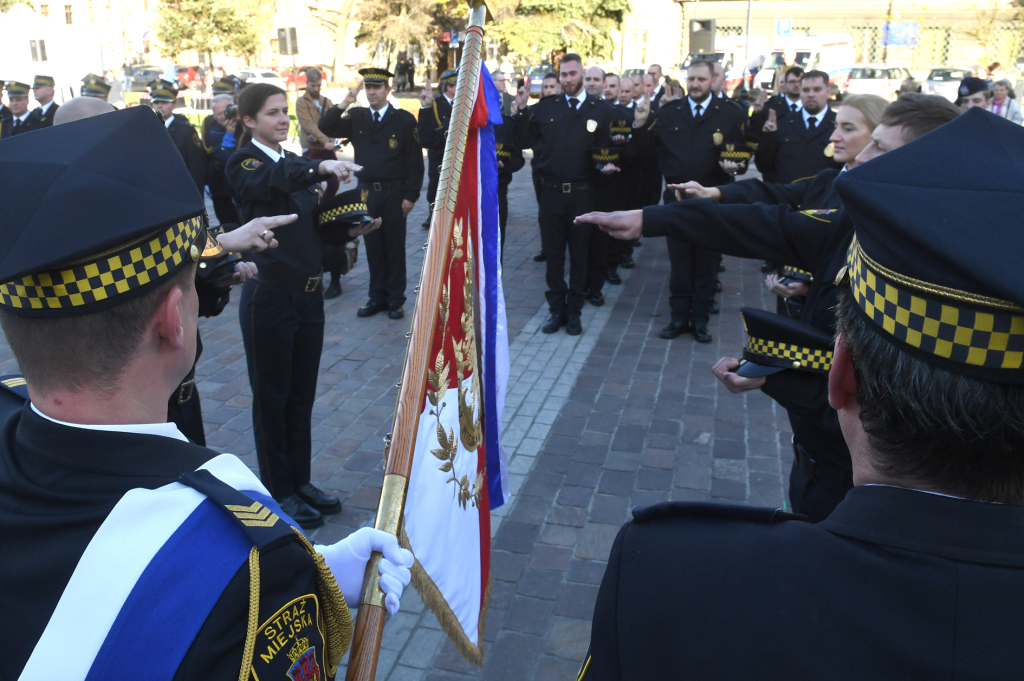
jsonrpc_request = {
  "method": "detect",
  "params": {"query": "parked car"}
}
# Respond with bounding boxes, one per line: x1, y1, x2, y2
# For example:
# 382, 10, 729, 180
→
846, 64, 915, 100
174, 65, 210, 89
238, 69, 287, 90
527, 64, 553, 98
127, 65, 176, 92
281, 65, 329, 89
925, 67, 973, 102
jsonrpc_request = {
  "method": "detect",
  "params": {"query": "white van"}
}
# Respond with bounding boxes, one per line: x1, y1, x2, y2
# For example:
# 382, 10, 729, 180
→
754, 33, 856, 95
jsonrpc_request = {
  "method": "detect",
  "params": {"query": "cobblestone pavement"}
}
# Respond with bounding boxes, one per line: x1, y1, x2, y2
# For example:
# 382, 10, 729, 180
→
0, 153, 791, 679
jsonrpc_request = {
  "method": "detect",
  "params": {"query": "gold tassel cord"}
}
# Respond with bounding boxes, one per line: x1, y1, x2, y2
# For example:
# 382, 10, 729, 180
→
291, 527, 355, 675
238, 547, 260, 681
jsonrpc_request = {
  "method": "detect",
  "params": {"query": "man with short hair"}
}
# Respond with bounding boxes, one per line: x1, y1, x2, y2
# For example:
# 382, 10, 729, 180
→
647, 64, 665, 106
584, 66, 606, 98
418, 69, 459, 231
750, 65, 804, 138
618, 76, 635, 107
149, 79, 207, 192
2, 81, 32, 138
603, 74, 620, 104
541, 73, 561, 98
579, 107, 1024, 679
958, 76, 991, 111
52, 96, 115, 124
26, 74, 59, 130
755, 69, 839, 183
492, 69, 514, 115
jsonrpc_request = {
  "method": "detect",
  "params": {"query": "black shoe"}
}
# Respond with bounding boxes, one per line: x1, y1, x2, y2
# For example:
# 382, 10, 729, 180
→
715, 279, 723, 293
718, 262, 726, 273
588, 290, 605, 306
357, 300, 389, 317
620, 256, 635, 269
660, 320, 688, 339
296, 483, 342, 514
606, 269, 622, 285
388, 306, 405, 320
323, 279, 342, 299
710, 301, 720, 314
277, 494, 324, 529
566, 316, 583, 336
761, 261, 777, 274
690, 323, 713, 343
421, 219, 430, 231
542, 313, 566, 334
533, 250, 546, 262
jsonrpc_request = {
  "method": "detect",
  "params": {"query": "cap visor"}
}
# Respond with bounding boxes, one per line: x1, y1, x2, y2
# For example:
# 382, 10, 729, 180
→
734, 360, 785, 378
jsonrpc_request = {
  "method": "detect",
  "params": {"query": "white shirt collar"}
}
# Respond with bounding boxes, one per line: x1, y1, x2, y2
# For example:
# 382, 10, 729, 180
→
786, 98, 803, 112
38, 100, 54, 114
164, 114, 174, 129
652, 84, 663, 97
370, 102, 390, 119
688, 95, 710, 116
863, 483, 1003, 504
14, 112, 29, 123
802, 107, 823, 126
31, 402, 189, 442
623, 100, 635, 109
443, 94, 453, 106
564, 89, 587, 108
251, 137, 283, 163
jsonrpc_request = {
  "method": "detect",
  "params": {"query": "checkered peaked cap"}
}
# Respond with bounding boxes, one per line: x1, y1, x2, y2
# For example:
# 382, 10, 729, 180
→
0, 107, 205, 317
738, 307, 834, 378
834, 107, 1024, 383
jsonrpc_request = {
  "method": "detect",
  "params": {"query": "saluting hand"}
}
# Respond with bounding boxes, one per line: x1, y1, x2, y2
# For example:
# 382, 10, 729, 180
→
763, 108, 778, 133
218, 213, 298, 253
574, 209, 643, 240
419, 78, 434, 109
633, 95, 650, 127
319, 160, 362, 183
341, 81, 363, 108
513, 82, 529, 113
712, 357, 766, 394
667, 181, 721, 202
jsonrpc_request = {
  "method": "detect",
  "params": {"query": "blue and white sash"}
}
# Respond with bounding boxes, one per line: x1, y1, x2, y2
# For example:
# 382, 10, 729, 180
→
18, 454, 281, 681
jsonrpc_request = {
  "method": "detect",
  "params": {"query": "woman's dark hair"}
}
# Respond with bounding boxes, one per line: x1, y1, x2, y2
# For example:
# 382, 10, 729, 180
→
236, 82, 286, 147
835, 289, 1024, 504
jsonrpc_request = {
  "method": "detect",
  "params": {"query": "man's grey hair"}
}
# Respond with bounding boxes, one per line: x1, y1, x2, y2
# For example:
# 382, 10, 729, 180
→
211, 94, 234, 108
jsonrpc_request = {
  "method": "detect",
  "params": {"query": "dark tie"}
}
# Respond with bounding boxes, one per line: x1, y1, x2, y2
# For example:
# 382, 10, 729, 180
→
694, 104, 703, 120
568, 97, 579, 111
807, 117, 817, 131
791, 103, 797, 112
13, 119, 21, 129
373, 111, 381, 124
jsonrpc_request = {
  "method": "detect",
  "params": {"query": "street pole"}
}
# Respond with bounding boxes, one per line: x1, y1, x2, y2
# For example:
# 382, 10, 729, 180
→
742, 0, 753, 90
881, 0, 894, 64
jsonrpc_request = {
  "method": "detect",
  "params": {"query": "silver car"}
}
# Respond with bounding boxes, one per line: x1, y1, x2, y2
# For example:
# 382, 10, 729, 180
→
925, 67, 972, 102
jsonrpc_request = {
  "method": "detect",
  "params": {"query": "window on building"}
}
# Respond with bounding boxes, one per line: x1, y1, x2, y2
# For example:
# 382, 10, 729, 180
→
30, 39, 48, 61
40, 3, 49, 16
64, 4, 72, 23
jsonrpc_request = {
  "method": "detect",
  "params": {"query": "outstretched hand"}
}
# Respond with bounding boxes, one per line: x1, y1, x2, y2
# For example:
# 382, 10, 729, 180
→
319, 160, 363, 183
218, 213, 298, 253
574, 209, 643, 240
667, 181, 721, 202
419, 78, 433, 109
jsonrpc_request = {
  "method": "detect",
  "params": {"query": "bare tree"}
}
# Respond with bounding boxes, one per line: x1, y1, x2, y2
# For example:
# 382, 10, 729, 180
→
307, 0, 360, 80
355, 0, 434, 69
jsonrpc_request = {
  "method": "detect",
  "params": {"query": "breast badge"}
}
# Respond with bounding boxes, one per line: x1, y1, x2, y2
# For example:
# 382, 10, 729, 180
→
389, 137, 398, 149
824, 142, 835, 157
713, 132, 724, 145
586, 119, 597, 133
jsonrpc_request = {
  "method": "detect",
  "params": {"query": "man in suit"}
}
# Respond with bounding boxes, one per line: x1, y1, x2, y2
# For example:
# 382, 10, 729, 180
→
150, 79, 207, 192
492, 69, 515, 115
635, 59, 747, 343
26, 75, 59, 130
646, 64, 666, 106
639, 72, 665, 208
579, 108, 1024, 680
319, 68, 424, 320
417, 69, 458, 231
755, 70, 840, 183
510, 53, 636, 336
2, 81, 31, 138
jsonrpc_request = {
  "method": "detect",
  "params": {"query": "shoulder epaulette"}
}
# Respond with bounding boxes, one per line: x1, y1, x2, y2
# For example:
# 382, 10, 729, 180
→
632, 501, 807, 524
0, 374, 28, 402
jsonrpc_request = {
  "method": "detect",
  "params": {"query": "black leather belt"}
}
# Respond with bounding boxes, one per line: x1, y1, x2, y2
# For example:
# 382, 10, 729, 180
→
540, 180, 592, 194
360, 179, 403, 192
793, 441, 853, 493
254, 271, 323, 293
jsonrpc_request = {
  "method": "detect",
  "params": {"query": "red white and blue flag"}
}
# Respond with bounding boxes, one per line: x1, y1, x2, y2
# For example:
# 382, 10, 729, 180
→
402, 63, 510, 663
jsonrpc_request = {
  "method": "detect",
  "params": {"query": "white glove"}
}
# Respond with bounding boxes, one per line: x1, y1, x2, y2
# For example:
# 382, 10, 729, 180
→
316, 528, 415, 616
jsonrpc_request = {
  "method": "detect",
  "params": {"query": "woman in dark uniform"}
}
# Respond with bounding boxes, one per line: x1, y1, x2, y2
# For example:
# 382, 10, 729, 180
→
226, 83, 378, 529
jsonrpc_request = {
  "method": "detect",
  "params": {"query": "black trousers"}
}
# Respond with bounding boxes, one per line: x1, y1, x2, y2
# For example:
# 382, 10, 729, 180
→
211, 195, 239, 227
586, 178, 621, 294
641, 159, 663, 208
426, 152, 441, 208
538, 186, 594, 315
239, 279, 325, 498
323, 244, 347, 281
498, 175, 511, 262
363, 183, 408, 307
664, 188, 718, 325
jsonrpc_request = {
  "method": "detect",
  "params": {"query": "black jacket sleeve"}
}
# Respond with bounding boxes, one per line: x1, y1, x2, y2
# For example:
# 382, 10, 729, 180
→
641, 198, 833, 272
226, 152, 323, 203
580, 522, 628, 681
418, 104, 445, 152
754, 129, 779, 177
404, 114, 424, 203
318, 105, 353, 139
182, 127, 208, 191
718, 176, 814, 207
509, 107, 540, 150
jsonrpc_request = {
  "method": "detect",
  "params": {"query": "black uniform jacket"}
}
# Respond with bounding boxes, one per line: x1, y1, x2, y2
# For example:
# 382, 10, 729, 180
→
23, 102, 59, 132
585, 486, 1024, 679
495, 114, 525, 186
749, 93, 801, 140
509, 93, 617, 184
202, 115, 233, 199
0, 405, 326, 680
755, 107, 840, 183
227, 142, 324, 280
418, 95, 453, 166
317, 104, 424, 203
719, 166, 842, 211
638, 96, 747, 187
0, 105, 11, 139
167, 113, 208, 192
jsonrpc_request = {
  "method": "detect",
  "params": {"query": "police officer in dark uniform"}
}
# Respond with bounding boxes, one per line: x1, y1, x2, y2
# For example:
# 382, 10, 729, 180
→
417, 69, 458, 231
150, 79, 207, 192
580, 108, 1024, 680
749, 65, 804, 141
755, 70, 840, 184
635, 59, 748, 343
0, 107, 412, 680
577, 93, 962, 522
25, 75, 59, 130
4, 81, 34, 137
509, 53, 634, 336
227, 83, 378, 528
318, 68, 424, 320
495, 112, 525, 257
0, 82, 13, 139
585, 144, 629, 305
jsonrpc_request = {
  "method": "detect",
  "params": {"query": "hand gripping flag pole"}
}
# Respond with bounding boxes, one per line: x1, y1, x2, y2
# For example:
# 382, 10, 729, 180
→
345, 3, 494, 679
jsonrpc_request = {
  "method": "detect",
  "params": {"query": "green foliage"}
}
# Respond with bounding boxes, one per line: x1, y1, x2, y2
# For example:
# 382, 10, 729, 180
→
355, 0, 436, 66
491, 0, 630, 63
156, 0, 261, 62
0, 0, 33, 12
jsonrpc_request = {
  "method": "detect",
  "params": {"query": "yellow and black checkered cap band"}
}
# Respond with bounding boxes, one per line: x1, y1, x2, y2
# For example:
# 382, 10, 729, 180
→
33, 75, 54, 88
847, 237, 1024, 371
0, 216, 203, 316
592, 150, 620, 163
721, 150, 752, 160
610, 120, 632, 134
440, 74, 458, 84
783, 266, 813, 281
6, 81, 29, 96
745, 335, 833, 372
318, 203, 368, 227
497, 148, 512, 159
360, 68, 392, 82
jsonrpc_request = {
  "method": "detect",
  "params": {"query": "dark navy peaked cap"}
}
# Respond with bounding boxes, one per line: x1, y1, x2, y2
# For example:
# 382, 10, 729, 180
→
0, 107, 206, 317
835, 107, 1024, 383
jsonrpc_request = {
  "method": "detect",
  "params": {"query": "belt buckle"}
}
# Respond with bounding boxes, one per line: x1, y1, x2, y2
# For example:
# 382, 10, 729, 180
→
304, 276, 321, 293
373, 182, 382, 191
562, 183, 571, 194
177, 378, 195, 404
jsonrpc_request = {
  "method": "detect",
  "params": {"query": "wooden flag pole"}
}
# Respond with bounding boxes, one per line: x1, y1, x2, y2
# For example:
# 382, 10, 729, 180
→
344, 4, 488, 680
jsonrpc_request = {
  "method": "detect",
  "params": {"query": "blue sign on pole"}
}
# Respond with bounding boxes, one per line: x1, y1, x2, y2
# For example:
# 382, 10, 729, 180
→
450, 29, 460, 48
882, 22, 920, 47
776, 19, 792, 36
